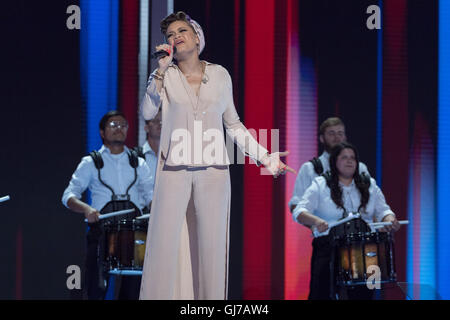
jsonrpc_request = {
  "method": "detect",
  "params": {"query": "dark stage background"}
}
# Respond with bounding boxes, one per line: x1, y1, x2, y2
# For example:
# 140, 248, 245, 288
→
0, 0, 442, 299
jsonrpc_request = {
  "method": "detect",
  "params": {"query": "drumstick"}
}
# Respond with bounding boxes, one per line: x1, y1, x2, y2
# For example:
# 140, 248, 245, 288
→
370, 220, 409, 228
136, 214, 150, 220
0, 195, 10, 203
84, 208, 136, 222
312, 213, 361, 237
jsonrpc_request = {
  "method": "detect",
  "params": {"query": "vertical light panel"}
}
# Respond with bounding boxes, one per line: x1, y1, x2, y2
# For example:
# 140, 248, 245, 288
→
284, 0, 317, 300
79, 2, 119, 299
381, 0, 409, 285
407, 116, 436, 299
438, 0, 450, 300
80, 0, 119, 152
150, 1, 173, 73
233, 0, 241, 94
137, 0, 150, 146
167, 0, 174, 16
243, 0, 275, 299
138, 0, 173, 146
120, 0, 140, 147
376, 0, 383, 185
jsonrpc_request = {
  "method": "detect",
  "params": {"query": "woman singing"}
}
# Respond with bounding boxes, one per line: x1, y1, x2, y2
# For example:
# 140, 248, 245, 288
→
139, 11, 294, 300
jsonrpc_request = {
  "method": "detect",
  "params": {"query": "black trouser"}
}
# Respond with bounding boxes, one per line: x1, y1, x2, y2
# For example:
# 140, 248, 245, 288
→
308, 236, 334, 300
308, 236, 375, 300
85, 224, 141, 300
86, 224, 105, 300
115, 276, 142, 300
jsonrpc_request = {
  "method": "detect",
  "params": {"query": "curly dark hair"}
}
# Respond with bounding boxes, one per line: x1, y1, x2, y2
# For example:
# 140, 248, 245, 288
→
160, 11, 196, 36
327, 142, 370, 214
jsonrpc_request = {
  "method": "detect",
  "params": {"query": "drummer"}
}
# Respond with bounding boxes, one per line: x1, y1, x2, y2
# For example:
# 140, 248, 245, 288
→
62, 110, 153, 300
292, 142, 401, 300
288, 117, 371, 213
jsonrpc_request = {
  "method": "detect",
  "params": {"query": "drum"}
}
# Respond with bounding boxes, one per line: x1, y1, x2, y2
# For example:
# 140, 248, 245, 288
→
103, 218, 148, 270
331, 218, 396, 287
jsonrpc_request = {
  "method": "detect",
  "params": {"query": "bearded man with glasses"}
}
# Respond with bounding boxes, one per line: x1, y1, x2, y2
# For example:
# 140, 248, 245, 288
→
62, 110, 153, 300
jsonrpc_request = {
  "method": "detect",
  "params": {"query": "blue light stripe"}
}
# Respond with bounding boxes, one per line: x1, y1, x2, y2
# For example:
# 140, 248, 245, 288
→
438, 0, 450, 300
419, 144, 436, 291
80, 0, 119, 300
407, 163, 414, 286
80, 0, 119, 153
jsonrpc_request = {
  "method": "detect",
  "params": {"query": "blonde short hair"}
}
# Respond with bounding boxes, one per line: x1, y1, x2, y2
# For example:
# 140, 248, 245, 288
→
319, 117, 345, 135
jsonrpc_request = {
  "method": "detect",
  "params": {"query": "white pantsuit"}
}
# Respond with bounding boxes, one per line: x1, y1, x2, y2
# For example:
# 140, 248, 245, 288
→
140, 166, 230, 299
139, 62, 268, 300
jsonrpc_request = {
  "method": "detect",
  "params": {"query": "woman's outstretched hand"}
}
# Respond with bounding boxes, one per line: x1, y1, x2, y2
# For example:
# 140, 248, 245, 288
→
261, 151, 296, 178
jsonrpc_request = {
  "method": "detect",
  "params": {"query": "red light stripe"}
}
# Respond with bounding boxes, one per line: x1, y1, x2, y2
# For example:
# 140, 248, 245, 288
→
242, 0, 275, 299
120, 0, 139, 147
382, 0, 409, 284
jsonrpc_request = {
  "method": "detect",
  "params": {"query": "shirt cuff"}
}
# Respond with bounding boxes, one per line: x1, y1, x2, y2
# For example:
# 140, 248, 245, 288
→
288, 196, 300, 212
62, 193, 80, 209
292, 206, 308, 224
379, 210, 395, 222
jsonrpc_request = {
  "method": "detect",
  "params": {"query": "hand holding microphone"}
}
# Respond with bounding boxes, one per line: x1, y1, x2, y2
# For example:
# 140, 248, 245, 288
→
151, 44, 177, 59
152, 43, 175, 75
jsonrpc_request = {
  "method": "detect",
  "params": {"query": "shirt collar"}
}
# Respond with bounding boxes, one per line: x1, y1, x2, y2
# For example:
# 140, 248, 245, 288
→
168, 60, 214, 70
339, 179, 356, 189
319, 151, 330, 163
142, 142, 156, 155
99, 145, 129, 156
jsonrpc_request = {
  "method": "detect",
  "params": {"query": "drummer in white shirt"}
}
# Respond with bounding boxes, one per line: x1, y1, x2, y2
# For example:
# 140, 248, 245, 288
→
289, 117, 370, 214
62, 111, 153, 222
62, 110, 153, 300
293, 142, 400, 300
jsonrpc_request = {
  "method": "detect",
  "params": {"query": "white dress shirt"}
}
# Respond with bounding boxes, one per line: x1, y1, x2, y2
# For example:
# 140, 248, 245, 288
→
62, 145, 153, 211
293, 176, 395, 237
141, 141, 158, 202
288, 151, 370, 213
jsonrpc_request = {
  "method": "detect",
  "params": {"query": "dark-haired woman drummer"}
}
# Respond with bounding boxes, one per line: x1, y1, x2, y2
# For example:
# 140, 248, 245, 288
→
293, 142, 400, 300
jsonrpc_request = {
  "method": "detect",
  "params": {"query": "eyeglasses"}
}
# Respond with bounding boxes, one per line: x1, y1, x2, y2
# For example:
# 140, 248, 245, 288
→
107, 121, 129, 130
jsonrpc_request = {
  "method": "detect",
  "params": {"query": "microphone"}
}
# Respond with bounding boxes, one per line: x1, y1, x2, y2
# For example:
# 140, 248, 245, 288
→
151, 46, 177, 59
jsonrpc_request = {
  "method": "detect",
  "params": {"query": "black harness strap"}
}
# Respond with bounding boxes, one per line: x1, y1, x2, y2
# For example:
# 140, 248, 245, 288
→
89, 150, 140, 198
310, 157, 324, 175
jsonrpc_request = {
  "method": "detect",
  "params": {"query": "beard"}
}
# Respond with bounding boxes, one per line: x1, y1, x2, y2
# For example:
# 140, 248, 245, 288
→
112, 140, 125, 145
148, 131, 161, 140
109, 139, 125, 146
323, 142, 334, 153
